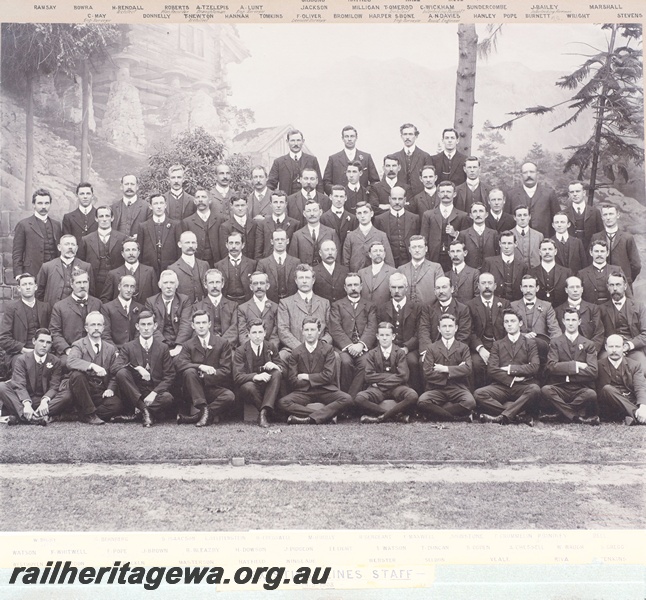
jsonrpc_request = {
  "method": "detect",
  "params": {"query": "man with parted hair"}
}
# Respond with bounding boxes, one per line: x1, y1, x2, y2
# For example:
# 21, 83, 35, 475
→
209, 163, 235, 221
484, 188, 516, 234
456, 201, 497, 270
551, 211, 587, 275
62, 182, 98, 244
168, 230, 209, 304
313, 240, 349, 305
136, 193, 181, 276
267, 128, 323, 196
563, 180, 603, 256
430, 127, 468, 188
445, 239, 479, 305
369, 154, 410, 215
246, 165, 273, 221
286, 167, 331, 229
236, 271, 280, 347
193, 268, 239, 347
112, 174, 151, 236
214, 230, 257, 304
181, 187, 221, 266
67, 311, 125, 425
512, 204, 544, 270
164, 164, 196, 221
257, 229, 299, 304
343, 201, 394, 273
454, 156, 489, 213
343, 161, 372, 215
409, 164, 439, 216
289, 199, 340, 267
13, 188, 62, 278
320, 185, 358, 246
394, 123, 433, 196
254, 190, 300, 259
578, 239, 629, 305
482, 230, 527, 302
530, 238, 572, 307
397, 235, 444, 305
100, 274, 145, 348
100, 238, 157, 304
357, 240, 398, 308
218, 194, 257, 260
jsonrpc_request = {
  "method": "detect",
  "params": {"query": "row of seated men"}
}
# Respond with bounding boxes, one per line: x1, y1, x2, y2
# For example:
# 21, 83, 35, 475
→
1, 262, 645, 428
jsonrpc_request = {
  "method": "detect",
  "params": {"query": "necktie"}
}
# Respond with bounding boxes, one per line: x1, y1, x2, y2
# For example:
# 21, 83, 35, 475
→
486, 301, 491, 309
454, 267, 459, 275
94, 343, 100, 355
521, 230, 526, 237
202, 338, 209, 350
277, 256, 282, 266
559, 236, 566, 243
311, 229, 317, 244
123, 302, 129, 315
165, 300, 172, 315
396, 303, 401, 312
275, 219, 282, 226
305, 297, 312, 314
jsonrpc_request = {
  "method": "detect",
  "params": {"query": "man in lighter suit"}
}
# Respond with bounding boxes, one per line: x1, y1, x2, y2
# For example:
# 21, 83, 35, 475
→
358, 241, 398, 308
512, 205, 543, 270
343, 201, 394, 273
397, 235, 443, 305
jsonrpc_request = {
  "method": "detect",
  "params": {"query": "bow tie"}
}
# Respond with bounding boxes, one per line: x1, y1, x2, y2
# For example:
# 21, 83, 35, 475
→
74, 298, 87, 307
525, 302, 535, 309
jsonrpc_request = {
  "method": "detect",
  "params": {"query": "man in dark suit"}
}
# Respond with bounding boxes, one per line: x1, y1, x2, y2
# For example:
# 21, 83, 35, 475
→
312, 240, 349, 304
409, 164, 439, 216
322, 125, 379, 194
446, 239, 479, 305
215, 231, 257, 304
563, 180, 603, 256
369, 155, 411, 215
67, 311, 125, 424
237, 272, 280, 347
0, 273, 50, 367
254, 191, 300, 259
49, 269, 102, 360
320, 185, 358, 246
599, 272, 646, 373
454, 156, 489, 213
542, 308, 599, 424
578, 239, 628, 305
354, 321, 418, 423
485, 188, 516, 234
209, 163, 235, 222
101, 275, 145, 348
344, 201, 394, 273
457, 201, 497, 270
555, 276, 605, 353
286, 168, 331, 229
267, 129, 323, 195
343, 161, 372, 214
329, 273, 378, 399
62, 182, 98, 244
373, 186, 421, 267
592, 204, 641, 287
78, 206, 129, 297
181, 188, 221, 266
145, 269, 193, 355
257, 229, 299, 304
475, 309, 541, 425
482, 231, 527, 302
598, 334, 646, 425
116, 311, 175, 427
420, 180, 470, 272
112, 174, 151, 237
278, 317, 353, 425
0, 328, 71, 425
552, 212, 587, 275
218, 195, 257, 260
100, 239, 157, 305
530, 239, 572, 307
233, 319, 283, 428
176, 309, 235, 427
193, 268, 239, 347
247, 166, 273, 221
417, 313, 476, 422
505, 162, 561, 238
35, 234, 94, 308
394, 123, 434, 196
289, 199, 340, 267
13, 188, 62, 278
397, 235, 444, 305
168, 230, 209, 304
164, 164, 196, 222
467, 272, 512, 388
430, 128, 468, 188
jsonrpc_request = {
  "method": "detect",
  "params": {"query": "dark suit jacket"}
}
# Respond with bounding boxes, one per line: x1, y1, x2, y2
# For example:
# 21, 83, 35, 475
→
168, 256, 210, 304
457, 226, 497, 270
289, 224, 340, 267
193, 296, 239, 348
597, 356, 646, 404
35, 257, 94, 308
409, 189, 438, 216
12, 215, 62, 277
164, 190, 196, 222
591, 230, 641, 285
488, 334, 539, 386
287, 341, 338, 392
78, 229, 129, 288
233, 341, 281, 387
236, 297, 280, 347
482, 255, 527, 302
10, 352, 62, 402
112, 198, 152, 237
100, 263, 157, 305
600, 298, 646, 350
145, 292, 193, 346
530, 264, 572, 307
373, 210, 421, 266
182, 212, 222, 265
364, 344, 410, 392
510, 298, 562, 338
485, 211, 517, 235
323, 149, 380, 193
136, 217, 182, 275
62, 207, 98, 244
67, 336, 124, 392
0, 299, 50, 356
257, 254, 300, 303
445, 264, 480, 305
176, 333, 232, 387
343, 185, 371, 214
467, 295, 511, 351
119, 337, 175, 394
377, 301, 422, 352
369, 179, 411, 215
246, 189, 273, 220
578, 263, 628, 305
396, 147, 434, 195
287, 191, 332, 229
430, 150, 468, 188
50, 294, 102, 355
420, 207, 470, 262
419, 299, 472, 352
320, 209, 358, 246
267, 153, 323, 196
100, 298, 145, 347
312, 262, 349, 304
254, 216, 300, 259
564, 203, 603, 253
277, 293, 331, 350
552, 235, 587, 275
329, 297, 378, 351
506, 183, 561, 238
545, 334, 598, 385
555, 300, 605, 352
424, 339, 472, 387
219, 217, 257, 260
454, 181, 491, 213
214, 255, 257, 303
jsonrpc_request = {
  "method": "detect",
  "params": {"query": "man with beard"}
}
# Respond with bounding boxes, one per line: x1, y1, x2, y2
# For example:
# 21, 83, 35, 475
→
101, 274, 145, 348
209, 163, 235, 221
430, 128, 468, 188
313, 240, 349, 305
164, 164, 195, 221
246, 166, 273, 221
409, 164, 439, 217
62, 182, 98, 244
323, 126, 379, 194
397, 235, 444, 305
369, 155, 410, 215
112, 175, 151, 237
181, 188, 221, 266
374, 186, 421, 267
101, 239, 157, 304
286, 168, 331, 228
268, 129, 323, 196
289, 200, 340, 267
343, 201, 394, 273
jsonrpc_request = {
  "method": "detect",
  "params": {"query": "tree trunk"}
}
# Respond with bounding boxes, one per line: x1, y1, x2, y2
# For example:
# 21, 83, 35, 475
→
24, 74, 34, 210
587, 24, 617, 205
454, 24, 478, 156
80, 60, 90, 182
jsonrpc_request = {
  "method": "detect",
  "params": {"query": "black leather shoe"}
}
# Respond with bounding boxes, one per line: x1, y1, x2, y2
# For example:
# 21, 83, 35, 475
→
32, 417, 48, 426
480, 413, 504, 424
111, 413, 138, 423
195, 407, 210, 427
360, 415, 381, 424
142, 408, 153, 428
177, 412, 201, 425
287, 415, 312, 425
624, 416, 635, 426
580, 415, 600, 426
515, 414, 534, 427
258, 408, 270, 428
6, 416, 19, 426
79, 413, 105, 425
540, 412, 562, 423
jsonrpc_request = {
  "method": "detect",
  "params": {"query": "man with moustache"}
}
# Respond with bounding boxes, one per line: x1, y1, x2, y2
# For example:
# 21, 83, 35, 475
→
101, 274, 145, 348
482, 230, 527, 302
268, 129, 323, 196
193, 268, 239, 347
247, 166, 273, 221
286, 167, 331, 228
397, 235, 444, 305
530, 239, 572, 308
181, 187, 221, 266
357, 241, 398, 308
454, 156, 489, 213
320, 185, 358, 246
457, 201, 497, 270
289, 200, 340, 267
374, 186, 421, 267
100, 239, 157, 304
236, 272, 280, 347
445, 240, 479, 305
62, 182, 98, 244
168, 231, 209, 304
563, 180, 603, 255
209, 163, 235, 221
219, 195, 257, 260
552, 211, 587, 275
136, 193, 182, 276
214, 231, 257, 304
430, 128, 468, 188
257, 229, 299, 304
484, 188, 516, 234
394, 123, 433, 196
343, 201, 394, 273
578, 239, 628, 305
164, 164, 195, 221
409, 164, 439, 217
369, 155, 410, 215
313, 240, 349, 305
112, 174, 151, 237
254, 191, 300, 259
